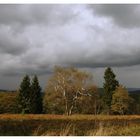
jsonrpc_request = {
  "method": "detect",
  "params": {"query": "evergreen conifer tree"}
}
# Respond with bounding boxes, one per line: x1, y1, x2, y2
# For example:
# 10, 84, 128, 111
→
30, 75, 42, 114
103, 67, 119, 114
18, 75, 31, 114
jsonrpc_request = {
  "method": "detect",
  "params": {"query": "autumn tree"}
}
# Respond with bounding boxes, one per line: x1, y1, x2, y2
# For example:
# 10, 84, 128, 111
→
76, 85, 101, 114
30, 75, 42, 114
17, 75, 31, 114
103, 67, 119, 114
111, 85, 133, 115
44, 66, 97, 115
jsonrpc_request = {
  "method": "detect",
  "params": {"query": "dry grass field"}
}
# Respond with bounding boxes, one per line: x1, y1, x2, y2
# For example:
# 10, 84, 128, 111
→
0, 114, 140, 136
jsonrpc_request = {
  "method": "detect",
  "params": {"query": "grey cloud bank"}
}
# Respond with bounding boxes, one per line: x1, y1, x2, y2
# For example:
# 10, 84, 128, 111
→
91, 4, 140, 28
0, 4, 140, 89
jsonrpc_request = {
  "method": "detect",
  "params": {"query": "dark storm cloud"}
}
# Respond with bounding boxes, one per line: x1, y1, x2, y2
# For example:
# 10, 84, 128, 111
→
1, 4, 140, 89
0, 5, 77, 28
1, 4, 140, 72
0, 4, 79, 76
55, 44, 140, 68
90, 4, 140, 28
0, 25, 28, 55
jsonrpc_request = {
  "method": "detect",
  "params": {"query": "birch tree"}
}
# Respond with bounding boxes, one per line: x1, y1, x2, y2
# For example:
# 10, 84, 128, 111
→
44, 66, 96, 115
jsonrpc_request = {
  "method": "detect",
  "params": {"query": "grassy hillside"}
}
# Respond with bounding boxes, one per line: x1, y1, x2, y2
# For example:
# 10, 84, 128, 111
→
0, 114, 140, 136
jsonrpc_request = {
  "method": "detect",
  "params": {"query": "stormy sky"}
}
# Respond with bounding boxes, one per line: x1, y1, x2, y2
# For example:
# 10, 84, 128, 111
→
0, 4, 140, 90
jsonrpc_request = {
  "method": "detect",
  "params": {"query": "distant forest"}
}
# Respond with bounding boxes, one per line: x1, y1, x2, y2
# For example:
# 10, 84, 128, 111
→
0, 66, 140, 115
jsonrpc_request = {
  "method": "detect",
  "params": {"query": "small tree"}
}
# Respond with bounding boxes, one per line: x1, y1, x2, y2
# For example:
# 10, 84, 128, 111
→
103, 67, 119, 114
17, 75, 31, 114
111, 85, 133, 115
30, 75, 42, 114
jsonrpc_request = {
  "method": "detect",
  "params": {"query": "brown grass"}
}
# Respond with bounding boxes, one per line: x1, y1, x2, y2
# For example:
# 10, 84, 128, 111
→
87, 123, 140, 136
0, 114, 140, 136
0, 114, 140, 121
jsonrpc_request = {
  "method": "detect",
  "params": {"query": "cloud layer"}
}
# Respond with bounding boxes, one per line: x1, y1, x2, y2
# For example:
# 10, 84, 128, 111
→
0, 4, 140, 89
91, 4, 140, 28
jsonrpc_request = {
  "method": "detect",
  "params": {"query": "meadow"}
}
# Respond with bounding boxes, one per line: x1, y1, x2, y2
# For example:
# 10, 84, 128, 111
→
0, 114, 140, 136
0, 67, 140, 136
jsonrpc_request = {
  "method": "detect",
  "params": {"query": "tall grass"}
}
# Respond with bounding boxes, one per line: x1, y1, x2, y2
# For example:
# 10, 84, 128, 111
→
33, 123, 76, 136
0, 114, 140, 136
33, 122, 140, 136
87, 124, 140, 136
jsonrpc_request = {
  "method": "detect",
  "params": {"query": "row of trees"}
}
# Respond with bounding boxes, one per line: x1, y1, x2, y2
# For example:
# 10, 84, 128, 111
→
17, 66, 135, 115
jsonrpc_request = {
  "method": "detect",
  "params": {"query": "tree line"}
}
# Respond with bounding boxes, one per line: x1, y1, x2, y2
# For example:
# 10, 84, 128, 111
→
14, 66, 139, 115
